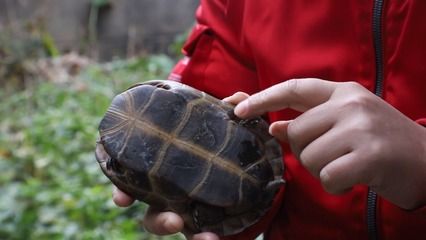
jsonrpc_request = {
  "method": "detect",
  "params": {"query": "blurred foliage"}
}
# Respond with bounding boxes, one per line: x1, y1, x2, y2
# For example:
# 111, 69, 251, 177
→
168, 30, 190, 58
0, 54, 183, 240
91, 0, 111, 8
0, 24, 60, 91
88, 0, 112, 49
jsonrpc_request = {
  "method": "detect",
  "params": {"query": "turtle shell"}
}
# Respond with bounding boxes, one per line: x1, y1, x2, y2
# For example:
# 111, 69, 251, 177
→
95, 80, 284, 236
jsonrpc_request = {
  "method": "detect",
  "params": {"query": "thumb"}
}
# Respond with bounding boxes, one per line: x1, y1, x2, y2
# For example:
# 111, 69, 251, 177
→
269, 120, 292, 142
143, 208, 184, 235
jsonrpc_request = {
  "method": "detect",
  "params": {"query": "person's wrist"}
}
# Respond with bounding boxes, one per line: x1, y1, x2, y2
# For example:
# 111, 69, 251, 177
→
416, 120, 426, 209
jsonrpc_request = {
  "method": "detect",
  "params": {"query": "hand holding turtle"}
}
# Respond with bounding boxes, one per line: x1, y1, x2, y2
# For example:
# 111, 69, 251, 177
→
108, 88, 259, 240
113, 186, 219, 240
234, 78, 426, 210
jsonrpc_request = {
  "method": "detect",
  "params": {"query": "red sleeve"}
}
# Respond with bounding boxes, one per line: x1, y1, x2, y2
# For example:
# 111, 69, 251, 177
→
168, 2, 285, 239
416, 203, 426, 215
416, 118, 426, 126
169, 2, 260, 99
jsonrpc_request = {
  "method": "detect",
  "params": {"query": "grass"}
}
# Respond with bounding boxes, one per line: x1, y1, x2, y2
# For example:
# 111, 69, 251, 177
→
0, 54, 184, 240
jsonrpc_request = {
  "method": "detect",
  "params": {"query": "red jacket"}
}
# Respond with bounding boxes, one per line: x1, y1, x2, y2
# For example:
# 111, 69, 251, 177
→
169, 1, 426, 239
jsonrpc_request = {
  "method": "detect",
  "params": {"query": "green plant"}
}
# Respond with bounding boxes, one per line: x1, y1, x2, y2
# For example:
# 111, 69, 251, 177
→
0, 55, 182, 240
168, 30, 191, 58
0, 25, 59, 91
88, 0, 112, 50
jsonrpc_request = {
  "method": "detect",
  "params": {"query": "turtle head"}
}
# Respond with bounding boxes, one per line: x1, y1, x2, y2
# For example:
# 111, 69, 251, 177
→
95, 140, 125, 177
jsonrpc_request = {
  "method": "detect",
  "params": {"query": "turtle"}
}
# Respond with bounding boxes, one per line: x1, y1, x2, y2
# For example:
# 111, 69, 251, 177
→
95, 80, 284, 236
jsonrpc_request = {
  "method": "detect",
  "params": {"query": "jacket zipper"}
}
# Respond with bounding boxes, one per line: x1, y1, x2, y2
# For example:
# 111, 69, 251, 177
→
373, 0, 385, 97
368, 0, 385, 239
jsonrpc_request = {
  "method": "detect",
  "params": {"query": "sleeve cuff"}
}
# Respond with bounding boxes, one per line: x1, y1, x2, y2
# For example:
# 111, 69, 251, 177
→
168, 57, 191, 82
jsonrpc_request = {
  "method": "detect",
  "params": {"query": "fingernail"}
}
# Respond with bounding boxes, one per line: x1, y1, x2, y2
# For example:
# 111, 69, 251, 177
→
163, 220, 177, 234
193, 233, 220, 240
163, 214, 182, 233
222, 96, 231, 102
268, 125, 274, 135
234, 100, 248, 117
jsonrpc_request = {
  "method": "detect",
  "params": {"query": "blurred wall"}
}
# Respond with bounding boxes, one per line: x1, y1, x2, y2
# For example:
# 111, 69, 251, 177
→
0, 0, 199, 60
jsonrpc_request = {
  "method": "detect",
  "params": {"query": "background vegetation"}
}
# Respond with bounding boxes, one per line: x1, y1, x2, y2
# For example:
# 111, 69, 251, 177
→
0, 37, 185, 239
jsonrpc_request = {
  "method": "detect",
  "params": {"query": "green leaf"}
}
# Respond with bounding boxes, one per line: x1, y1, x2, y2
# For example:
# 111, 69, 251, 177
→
0, 55, 182, 239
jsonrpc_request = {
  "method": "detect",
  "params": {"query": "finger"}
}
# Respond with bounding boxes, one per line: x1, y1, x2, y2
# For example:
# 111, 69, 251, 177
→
191, 232, 220, 240
143, 207, 184, 235
319, 152, 367, 194
299, 127, 352, 178
234, 78, 337, 118
112, 186, 135, 207
269, 120, 292, 142
222, 91, 250, 105
286, 101, 336, 158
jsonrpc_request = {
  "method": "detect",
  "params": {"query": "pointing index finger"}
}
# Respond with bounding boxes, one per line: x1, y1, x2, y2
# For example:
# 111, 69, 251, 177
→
234, 78, 338, 118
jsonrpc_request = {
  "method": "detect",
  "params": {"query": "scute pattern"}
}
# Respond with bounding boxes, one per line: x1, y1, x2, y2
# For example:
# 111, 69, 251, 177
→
95, 80, 284, 236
